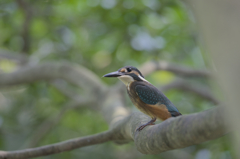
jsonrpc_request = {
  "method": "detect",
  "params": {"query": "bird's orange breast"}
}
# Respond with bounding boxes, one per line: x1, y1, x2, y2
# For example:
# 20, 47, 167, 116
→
145, 103, 171, 120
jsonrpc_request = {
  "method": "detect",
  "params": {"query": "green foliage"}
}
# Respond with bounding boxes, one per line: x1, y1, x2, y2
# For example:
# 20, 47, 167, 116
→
0, 0, 232, 158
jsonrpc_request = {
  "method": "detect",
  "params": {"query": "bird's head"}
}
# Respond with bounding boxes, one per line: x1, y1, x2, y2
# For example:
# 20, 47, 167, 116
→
103, 66, 146, 85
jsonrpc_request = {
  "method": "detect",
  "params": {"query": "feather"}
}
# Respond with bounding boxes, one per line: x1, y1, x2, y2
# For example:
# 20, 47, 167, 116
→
129, 81, 181, 117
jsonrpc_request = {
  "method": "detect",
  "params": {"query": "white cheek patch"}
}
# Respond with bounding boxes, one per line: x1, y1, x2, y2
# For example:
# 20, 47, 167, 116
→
118, 75, 134, 86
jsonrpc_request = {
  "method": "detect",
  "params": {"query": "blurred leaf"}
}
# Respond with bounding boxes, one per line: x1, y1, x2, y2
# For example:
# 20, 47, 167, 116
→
0, 59, 16, 72
148, 70, 175, 85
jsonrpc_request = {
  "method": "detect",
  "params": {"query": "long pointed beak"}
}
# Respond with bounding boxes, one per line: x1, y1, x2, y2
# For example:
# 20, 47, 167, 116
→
103, 71, 122, 77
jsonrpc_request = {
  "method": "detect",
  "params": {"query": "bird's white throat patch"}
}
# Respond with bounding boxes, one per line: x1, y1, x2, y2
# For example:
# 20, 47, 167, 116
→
117, 75, 134, 86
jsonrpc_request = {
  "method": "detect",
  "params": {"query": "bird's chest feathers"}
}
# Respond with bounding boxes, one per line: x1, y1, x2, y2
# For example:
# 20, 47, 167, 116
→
127, 82, 142, 107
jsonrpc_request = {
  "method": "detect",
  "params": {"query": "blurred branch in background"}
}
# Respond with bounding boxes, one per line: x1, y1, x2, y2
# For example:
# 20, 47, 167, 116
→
161, 79, 220, 105
16, 0, 33, 54
0, 130, 115, 159
140, 61, 211, 78
0, 49, 28, 65
50, 80, 83, 101
0, 62, 105, 92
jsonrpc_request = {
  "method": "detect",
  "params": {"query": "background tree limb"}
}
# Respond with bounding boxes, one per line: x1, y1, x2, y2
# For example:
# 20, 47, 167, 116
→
140, 61, 211, 78
161, 79, 220, 105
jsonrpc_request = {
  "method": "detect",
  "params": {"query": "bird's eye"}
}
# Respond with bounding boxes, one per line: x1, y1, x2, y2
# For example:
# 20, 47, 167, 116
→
126, 67, 132, 72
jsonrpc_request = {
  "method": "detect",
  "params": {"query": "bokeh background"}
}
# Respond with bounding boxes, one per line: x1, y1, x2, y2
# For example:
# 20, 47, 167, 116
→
0, 0, 233, 158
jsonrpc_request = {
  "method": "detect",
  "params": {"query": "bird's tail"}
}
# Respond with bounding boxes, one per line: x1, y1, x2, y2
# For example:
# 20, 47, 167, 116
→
170, 111, 182, 117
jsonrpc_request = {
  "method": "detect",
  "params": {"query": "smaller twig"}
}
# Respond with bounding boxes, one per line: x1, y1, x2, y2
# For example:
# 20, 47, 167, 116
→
50, 79, 79, 100
16, 0, 33, 54
140, 61, 211, 78
0, 130, 114, 159
0, 49, 28, 65
160, 79, 220, 105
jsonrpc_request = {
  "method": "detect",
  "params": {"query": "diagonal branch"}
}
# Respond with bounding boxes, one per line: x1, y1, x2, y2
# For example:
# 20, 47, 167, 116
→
0, 130, 115, 159
0, 49, 28, 65
160, 79, 220, 105
140, 61, 211, 78
0, 62, 106, 92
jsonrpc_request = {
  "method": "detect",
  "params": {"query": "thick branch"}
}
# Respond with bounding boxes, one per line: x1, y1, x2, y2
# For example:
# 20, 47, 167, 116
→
140, 61, 211, 78
0, 105, 228, 158
111, 106, 229, 154
102, 90, 229, 153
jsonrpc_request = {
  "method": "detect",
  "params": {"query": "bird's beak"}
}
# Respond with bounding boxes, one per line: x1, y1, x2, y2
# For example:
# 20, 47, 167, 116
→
103, 71, 123, 77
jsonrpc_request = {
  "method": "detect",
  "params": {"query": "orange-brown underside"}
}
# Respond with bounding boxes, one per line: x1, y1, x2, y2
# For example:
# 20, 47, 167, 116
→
144, 104, 171, 120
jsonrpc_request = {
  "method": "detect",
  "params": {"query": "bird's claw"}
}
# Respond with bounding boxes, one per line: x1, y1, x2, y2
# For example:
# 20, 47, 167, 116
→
136, 118, 156, 131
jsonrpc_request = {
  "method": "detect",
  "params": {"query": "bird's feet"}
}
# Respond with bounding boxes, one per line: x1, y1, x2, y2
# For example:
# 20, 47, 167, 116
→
137, 117, 156, 131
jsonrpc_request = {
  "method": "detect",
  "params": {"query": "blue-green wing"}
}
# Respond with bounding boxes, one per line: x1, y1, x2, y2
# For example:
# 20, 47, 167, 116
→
135, 85, 159, 105
135, 84, 180, 115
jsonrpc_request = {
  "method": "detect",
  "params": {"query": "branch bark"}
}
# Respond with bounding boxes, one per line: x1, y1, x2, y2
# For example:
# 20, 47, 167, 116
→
102, 91, 229, 154
0, 106, 229, 159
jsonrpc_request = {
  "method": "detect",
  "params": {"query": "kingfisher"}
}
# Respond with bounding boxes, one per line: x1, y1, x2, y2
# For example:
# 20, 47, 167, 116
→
103, 66, 181, 131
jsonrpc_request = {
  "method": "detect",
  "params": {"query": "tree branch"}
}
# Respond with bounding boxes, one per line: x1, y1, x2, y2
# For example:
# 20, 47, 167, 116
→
0, 130, 114, 159
16, 0, 33, 54
0, 49, 28, 65
140, 61, 211, 78
103, 90, 229, 154
0, 106, 229, 159
0, 62, 106, 92
50, 79, 81, 100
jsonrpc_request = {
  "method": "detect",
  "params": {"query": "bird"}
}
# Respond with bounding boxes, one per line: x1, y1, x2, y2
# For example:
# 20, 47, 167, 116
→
103, 66, 181, 131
